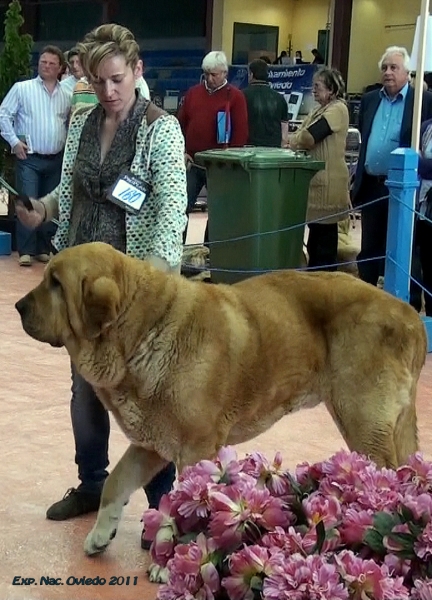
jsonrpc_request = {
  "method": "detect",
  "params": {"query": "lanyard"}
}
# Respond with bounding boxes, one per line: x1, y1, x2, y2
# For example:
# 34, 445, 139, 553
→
0, 175, 59, 225
0, 175, 18, 196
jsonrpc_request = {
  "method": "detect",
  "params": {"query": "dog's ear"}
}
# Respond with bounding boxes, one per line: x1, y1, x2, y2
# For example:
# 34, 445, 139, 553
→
81, 276, 121, 339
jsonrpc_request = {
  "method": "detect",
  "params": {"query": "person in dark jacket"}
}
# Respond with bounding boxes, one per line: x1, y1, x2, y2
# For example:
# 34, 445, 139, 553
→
242, 59, 288, 147
295, 50, 305, 64
352, 45, 432, 291
416, 117, 432, 315
311, 49, 325, 64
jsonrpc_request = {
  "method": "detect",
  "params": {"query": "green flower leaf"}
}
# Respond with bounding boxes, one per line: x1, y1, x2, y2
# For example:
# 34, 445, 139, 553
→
250, 575, 263, 591
363, 528, 385, 554
390, 531, 416, 546
399, 505, 415, 523
177, 532, 198, 545
372, 511, 400, 536
312, 519, 326, 554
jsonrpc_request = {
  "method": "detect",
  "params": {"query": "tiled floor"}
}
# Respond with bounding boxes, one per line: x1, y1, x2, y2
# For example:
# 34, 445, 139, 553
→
1, 213, 431, 600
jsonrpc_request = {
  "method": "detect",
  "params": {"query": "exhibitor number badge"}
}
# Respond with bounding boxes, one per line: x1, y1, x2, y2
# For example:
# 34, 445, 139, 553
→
107, 172, 150, 214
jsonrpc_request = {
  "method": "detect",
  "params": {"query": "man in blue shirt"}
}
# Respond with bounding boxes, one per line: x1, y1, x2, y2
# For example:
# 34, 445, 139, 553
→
353, 46, 432, 289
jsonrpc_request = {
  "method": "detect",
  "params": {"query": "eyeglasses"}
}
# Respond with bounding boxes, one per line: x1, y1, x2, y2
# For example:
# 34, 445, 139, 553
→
313, 82, 328, 91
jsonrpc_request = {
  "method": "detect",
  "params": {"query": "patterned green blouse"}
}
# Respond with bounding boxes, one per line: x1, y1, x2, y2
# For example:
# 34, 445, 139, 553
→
42, 103, 187, 269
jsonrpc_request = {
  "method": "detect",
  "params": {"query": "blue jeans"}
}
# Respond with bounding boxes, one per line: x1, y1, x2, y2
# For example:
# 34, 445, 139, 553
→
71, 365, 176, 507
15, 153, 62, 256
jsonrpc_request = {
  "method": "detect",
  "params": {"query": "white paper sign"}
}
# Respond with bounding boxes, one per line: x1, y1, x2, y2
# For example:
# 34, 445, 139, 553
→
410, 15, 432, 73
108, 172, 149, 214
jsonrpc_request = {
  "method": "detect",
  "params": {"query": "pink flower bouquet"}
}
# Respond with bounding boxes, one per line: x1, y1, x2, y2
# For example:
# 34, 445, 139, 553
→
142, 448, 432, 599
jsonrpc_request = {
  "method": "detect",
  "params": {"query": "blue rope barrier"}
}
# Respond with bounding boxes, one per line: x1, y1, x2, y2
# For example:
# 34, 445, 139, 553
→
386, 197, 432, 228
184, 195, 389, 250
386, 255, 432, 301
183, 186, 429, 286
411, 206, 432, 228
182, 254, 387, 275
298, 255, 386, 272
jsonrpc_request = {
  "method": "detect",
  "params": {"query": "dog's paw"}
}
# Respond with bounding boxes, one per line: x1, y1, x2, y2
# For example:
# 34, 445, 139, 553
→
84, 526, 117, 556
147, 563, 169, 584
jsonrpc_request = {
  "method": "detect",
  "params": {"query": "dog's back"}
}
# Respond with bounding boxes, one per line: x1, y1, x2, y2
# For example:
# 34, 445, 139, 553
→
90, 259, 427, 470
227, 270, 426, 467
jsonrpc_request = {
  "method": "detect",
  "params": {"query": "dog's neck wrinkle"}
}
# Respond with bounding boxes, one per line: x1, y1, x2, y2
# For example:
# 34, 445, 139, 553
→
65, 269, 180, 386
116, 269, 181, 356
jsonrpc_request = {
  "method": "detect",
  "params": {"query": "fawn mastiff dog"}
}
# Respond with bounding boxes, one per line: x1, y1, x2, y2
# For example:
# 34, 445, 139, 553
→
16, 242, 426, 558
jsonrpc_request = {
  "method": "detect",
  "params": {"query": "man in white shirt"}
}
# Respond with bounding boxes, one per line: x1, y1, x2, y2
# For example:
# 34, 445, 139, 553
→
0, 45, 71, 266
61, 47, 84, 96
136, 59, 151, 100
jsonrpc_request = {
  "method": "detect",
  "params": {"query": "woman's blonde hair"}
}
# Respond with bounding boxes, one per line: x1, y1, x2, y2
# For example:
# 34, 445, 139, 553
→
76, 24, 140, 79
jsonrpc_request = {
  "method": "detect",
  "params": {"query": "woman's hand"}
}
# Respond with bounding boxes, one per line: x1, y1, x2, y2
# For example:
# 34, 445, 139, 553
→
185, 153, 193, 171
289, 136, 298, 150
15, 198, 45, 229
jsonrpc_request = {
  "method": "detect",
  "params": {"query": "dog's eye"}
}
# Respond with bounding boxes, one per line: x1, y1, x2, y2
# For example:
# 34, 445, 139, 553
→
50, 273, 61, 289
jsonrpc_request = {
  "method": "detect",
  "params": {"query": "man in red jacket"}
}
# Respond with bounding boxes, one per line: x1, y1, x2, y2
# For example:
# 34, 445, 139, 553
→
177, 50, 248, 242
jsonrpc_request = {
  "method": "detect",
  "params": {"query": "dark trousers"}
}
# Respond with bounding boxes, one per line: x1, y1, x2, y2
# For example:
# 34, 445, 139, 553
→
184, 165, 208, 245
356, 176, 389, 286
307, 222, 338, 271
15, 153, 62, 256
416, 219, 432, 316
71, 365, 176, 508
356, 174, 422, 309
410, 231, 423, 313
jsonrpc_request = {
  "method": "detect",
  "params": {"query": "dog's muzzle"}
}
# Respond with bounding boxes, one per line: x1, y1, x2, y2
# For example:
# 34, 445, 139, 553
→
15, 295, 63, 348
15, 295, 30, 320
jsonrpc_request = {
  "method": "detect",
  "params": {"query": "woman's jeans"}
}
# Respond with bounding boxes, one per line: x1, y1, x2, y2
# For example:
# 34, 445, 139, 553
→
70, 364, 176, 508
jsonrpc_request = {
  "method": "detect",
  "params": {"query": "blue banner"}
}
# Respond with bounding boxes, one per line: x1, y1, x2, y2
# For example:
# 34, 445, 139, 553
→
229, 64, 317, 95
228, 64, 318, 119
154, 64, 319, 113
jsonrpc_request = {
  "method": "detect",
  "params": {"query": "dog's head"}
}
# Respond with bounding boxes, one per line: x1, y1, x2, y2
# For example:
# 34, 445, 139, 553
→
15, 242, 123, 348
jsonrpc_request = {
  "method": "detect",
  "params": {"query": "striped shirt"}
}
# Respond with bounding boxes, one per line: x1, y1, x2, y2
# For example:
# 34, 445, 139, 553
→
60, 75, 79, 96
71, 77, 98, 114
70, 76, 151, 114
0, 76, 71, 155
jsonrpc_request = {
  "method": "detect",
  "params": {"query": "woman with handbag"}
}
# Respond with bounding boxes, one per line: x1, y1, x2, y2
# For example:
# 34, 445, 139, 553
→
289, 68, 350, 271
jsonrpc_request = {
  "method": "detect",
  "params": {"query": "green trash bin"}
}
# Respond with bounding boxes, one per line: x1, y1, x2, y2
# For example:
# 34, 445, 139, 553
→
194, 147, 325, 284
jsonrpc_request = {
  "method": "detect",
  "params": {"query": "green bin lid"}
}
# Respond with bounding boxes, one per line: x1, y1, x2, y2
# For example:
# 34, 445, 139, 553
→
195, 147, 325, 171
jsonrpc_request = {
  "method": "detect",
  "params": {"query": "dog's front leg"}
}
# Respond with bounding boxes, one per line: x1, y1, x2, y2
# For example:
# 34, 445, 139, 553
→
84, 444, 169, 556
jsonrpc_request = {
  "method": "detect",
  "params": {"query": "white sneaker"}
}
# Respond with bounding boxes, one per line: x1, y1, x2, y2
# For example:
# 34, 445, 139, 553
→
18, 254, 32, 267
35, 253, 51, 263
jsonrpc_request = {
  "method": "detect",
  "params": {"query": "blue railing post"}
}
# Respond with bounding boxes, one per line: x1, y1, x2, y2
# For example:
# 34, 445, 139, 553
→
384, 148, 419, 302
384, 147, 432, 352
